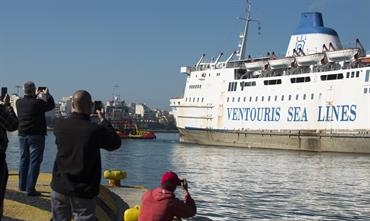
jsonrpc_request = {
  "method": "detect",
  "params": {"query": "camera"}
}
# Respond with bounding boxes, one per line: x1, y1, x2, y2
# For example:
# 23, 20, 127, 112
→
94, 100, 103, 112
179, 179, 188, 188
1, 87, 7, 101
37, 86, 47, 92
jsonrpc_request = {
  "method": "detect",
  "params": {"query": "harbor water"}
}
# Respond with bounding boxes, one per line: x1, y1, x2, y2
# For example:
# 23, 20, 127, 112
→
5, 131, 370, 220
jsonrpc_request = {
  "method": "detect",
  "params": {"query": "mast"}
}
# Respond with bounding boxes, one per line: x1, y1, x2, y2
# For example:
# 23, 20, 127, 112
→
238, 0, 260, 60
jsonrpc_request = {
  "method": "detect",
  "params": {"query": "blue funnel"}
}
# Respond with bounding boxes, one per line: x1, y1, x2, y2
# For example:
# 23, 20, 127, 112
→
294, 12, 338, 36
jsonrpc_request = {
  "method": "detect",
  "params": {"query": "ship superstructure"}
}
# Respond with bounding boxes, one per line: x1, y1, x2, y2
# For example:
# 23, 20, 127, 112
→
170, 4, 370, 153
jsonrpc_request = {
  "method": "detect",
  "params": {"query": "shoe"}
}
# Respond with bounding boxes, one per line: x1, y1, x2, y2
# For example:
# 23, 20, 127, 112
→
27, 190, 42, 196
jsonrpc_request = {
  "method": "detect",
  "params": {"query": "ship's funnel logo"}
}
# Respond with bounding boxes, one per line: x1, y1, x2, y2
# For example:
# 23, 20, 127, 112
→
295, 35, 306, 52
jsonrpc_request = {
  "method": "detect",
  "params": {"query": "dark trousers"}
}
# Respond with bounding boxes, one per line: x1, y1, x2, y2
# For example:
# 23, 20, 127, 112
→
0, 152, 8, 221
18, 135, 45, 193
51, 190, 97, 221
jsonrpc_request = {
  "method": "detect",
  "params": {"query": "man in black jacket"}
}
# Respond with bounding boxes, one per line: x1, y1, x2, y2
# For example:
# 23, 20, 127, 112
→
51, 90, 121, 221
0, 94, 18, 220
16, 81, 55, 196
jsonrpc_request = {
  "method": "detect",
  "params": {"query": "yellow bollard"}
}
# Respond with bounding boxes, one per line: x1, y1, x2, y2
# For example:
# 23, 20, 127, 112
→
103, 170, 127, 186
123, 205, 140, 221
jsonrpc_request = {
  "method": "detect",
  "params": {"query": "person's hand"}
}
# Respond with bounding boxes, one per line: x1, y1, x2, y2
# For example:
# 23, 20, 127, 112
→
96, 109, 105, 122
180, 179, 188, 192
4, 94, 10, 105
0, 94, 10, 105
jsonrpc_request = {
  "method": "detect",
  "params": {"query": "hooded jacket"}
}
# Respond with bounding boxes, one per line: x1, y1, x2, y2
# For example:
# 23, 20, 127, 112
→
138, 187, 196, 221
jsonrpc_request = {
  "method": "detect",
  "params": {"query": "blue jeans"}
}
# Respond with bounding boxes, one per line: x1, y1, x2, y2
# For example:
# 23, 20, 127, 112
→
18, 135, 45, 193
51, 190, 97, 221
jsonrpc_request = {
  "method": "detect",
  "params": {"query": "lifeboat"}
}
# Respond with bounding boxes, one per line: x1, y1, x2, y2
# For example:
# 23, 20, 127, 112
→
268, 57, 295, 69
325, 48, 359, 62
295, 53, 325, 66
244, 60, 268, 71
359, 56, 370, 64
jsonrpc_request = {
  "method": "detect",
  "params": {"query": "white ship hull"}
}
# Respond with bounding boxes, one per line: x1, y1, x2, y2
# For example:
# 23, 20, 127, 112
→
171, 66, 370, 153
170, 10, 370, 153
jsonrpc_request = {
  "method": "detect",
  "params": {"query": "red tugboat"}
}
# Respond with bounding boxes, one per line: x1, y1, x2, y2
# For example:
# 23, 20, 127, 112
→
105, 97, 156, 139
115, 119, 156, 139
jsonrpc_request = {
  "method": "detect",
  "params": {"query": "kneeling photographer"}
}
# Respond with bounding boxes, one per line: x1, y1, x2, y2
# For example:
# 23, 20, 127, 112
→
139, 171, 197, 221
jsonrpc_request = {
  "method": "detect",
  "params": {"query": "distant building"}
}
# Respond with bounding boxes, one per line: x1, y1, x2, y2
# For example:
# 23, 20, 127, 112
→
59, 96, 72, 117
135, 103, 156, 122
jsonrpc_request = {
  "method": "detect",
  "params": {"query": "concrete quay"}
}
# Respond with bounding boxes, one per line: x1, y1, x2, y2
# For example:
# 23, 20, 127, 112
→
3, 172, 146, 221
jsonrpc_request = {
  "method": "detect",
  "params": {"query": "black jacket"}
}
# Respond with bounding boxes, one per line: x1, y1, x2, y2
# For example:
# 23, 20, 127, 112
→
16, 94, 55, 136
0, 105, 18, 152
51, 112, 121, 198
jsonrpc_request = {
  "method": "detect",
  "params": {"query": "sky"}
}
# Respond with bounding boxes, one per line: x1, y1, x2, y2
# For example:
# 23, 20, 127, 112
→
0, 0, 369, 110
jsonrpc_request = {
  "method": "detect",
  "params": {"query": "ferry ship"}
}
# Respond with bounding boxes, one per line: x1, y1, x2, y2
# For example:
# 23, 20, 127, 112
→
169, 4, 370, 153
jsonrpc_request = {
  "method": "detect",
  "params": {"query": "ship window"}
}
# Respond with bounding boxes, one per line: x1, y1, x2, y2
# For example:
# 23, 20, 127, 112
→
232, 97, 235, 102
261, 96, 264, 102
290, 76, 311, 83
264, 79, 282, 85
227, 97, 229, 102
249, 97, 252, 102
274, 96, 278, 101
311, 93, 314, 100
364, 88, 368, 94
288, 95, 292, 101
268, 96, 271, 101
238, 97, 240, 102
320, 73, 344, 81
244, 81, 256, 87
234, 68, 247, 80
366, 70, 370, 82
192, 98, 195, 102
356, 71, 359, 78
296, 94, 299, 100
197, 98, 199, 102
244, 97, 246, 102
351, 72, 355, 78
202, 98, 204, 102
255, 96, 258, 102
185, 98, 187, 102
346, 72, 350, 78
303, 94, 307, 100
281, 95, 284, 101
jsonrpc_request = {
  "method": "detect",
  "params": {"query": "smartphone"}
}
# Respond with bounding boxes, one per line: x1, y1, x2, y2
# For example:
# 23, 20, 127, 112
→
37, 86, 47, 92
94, 100, 103, 112
1, 87, 7, 99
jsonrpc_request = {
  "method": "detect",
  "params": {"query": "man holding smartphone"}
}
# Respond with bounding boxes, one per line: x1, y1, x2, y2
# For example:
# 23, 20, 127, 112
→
16, 81, 55, 196
0, 93, 18, 220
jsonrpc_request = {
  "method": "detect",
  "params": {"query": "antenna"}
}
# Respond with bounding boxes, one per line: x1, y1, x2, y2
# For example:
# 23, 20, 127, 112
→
112, 83, 120, 100
238, 0, 261, 60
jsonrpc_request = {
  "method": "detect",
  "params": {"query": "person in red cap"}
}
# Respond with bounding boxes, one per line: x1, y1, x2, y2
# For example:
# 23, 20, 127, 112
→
138, 171, 197, 221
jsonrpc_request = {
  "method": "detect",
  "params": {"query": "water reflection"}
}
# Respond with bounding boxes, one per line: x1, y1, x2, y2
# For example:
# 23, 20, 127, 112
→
5, 131, 370, 220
